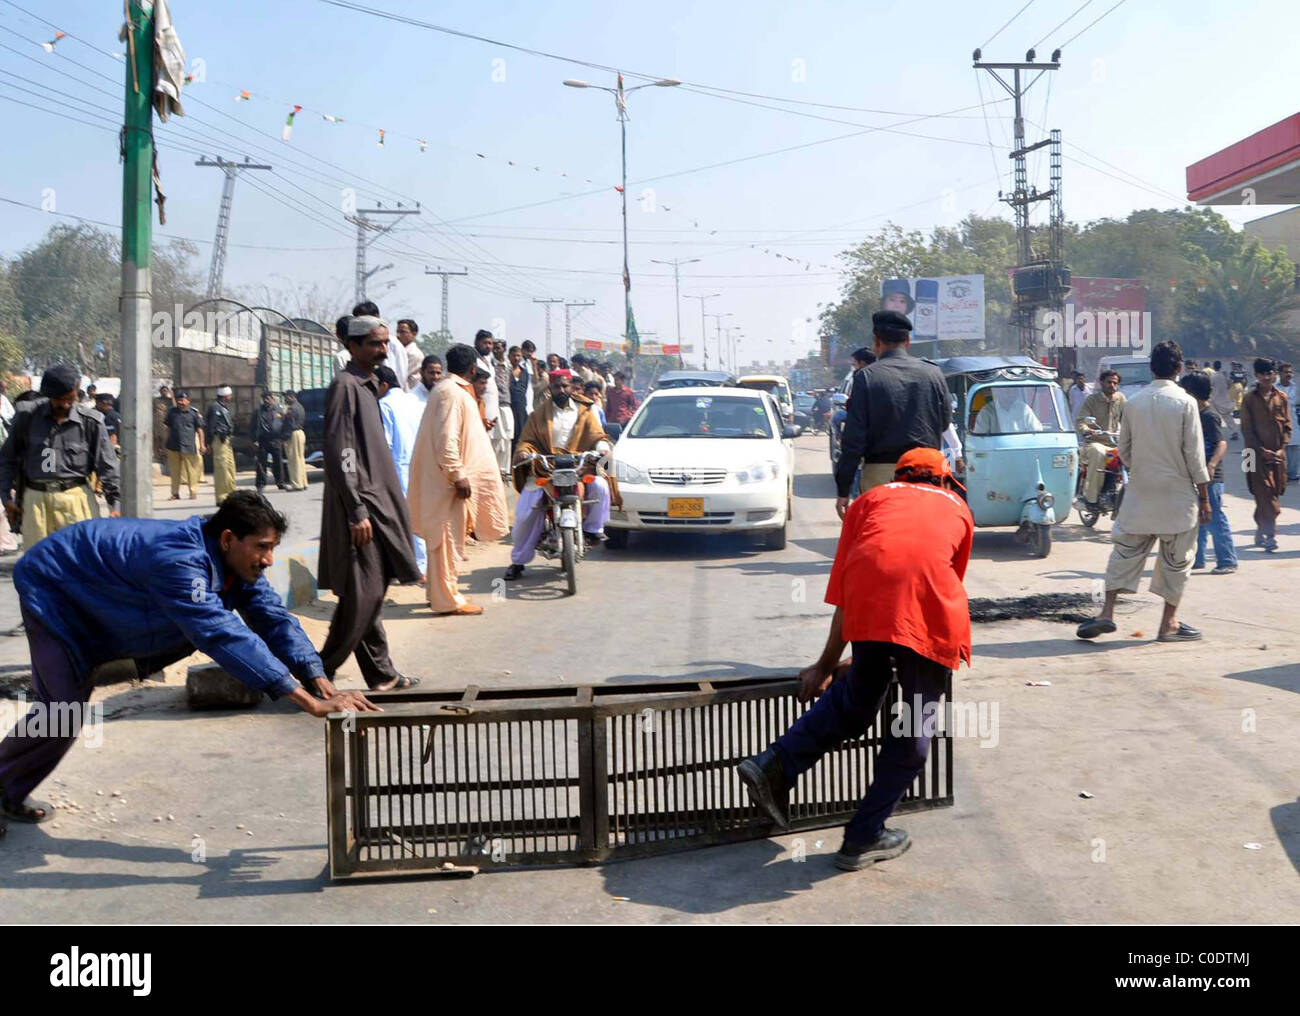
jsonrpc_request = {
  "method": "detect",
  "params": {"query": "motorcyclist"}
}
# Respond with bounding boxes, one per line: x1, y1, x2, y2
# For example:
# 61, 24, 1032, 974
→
1075, 369, 1126, 509
812, 389, 833, 431
503, 369, 616, 581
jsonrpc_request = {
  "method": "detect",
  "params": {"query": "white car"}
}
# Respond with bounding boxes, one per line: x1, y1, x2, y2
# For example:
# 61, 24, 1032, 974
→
606, 386, 798, 550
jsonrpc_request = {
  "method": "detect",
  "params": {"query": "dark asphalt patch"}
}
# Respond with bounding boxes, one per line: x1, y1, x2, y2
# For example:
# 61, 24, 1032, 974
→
969, 593, 1094, 624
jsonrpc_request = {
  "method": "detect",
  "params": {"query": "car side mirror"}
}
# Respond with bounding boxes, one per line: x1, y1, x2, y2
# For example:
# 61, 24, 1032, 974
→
782, 424, 801, 439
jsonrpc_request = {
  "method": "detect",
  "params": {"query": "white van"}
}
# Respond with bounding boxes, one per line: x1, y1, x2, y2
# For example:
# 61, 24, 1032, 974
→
1097, 355, 1153, 399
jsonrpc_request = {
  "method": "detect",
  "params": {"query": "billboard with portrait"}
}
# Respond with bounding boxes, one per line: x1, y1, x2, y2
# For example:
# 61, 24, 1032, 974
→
880, 275, 985, 341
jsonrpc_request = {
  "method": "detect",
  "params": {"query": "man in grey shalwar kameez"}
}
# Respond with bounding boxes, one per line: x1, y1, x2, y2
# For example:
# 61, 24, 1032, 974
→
318, 316, 422, 690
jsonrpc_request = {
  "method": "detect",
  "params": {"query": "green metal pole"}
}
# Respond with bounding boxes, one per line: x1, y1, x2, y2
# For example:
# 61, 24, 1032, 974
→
120, 0, 155, 518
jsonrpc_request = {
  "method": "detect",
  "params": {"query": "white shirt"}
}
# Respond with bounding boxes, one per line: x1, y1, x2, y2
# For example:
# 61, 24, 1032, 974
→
411, 381, 434, 405
941, 423, 963, 466
1115, 379, 1210, 536
973, 398, 1043, 434
1280, 381, 1300, 446
0, 394, 13, 426
476, 353, 500, 422
1210, 369, 1233, 410
402, 341, 423, 392
551, 401, 579, 449
1067, 384, 1089, 421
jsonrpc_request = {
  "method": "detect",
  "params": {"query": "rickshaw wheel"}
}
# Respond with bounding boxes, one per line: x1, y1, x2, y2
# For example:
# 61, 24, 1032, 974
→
1029, 523, 1053, 558
1078, 506, 1100, 528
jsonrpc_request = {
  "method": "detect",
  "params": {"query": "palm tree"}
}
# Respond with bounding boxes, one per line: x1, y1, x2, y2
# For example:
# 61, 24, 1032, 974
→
1177, 243, 1299, 356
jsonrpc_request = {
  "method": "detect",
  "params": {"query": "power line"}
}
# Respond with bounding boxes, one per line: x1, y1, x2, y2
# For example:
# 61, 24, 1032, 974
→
980, 0, 1038, 49
1032, 0, 1094, 48
1058, 0, 1128, 50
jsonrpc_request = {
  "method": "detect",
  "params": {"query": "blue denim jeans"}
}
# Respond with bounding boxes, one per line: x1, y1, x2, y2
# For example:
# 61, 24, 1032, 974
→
1195, 481, 1237, 568
772, 641, 948, 843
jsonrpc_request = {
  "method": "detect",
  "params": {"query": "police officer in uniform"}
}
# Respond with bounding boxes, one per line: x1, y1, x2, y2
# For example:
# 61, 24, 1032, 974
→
281, 390, 308, 491
205, 385, 237, 504
0, 365, 120, 635
251, 390, 286, 492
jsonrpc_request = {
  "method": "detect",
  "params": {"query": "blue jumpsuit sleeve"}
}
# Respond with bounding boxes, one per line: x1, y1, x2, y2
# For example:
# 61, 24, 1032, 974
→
150, 559, 301, 698
235, 580, 326, 684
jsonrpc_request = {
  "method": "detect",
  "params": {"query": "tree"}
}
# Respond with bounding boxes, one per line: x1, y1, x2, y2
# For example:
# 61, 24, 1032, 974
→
1174, 239, 1298, 356
6, 223, 201, 376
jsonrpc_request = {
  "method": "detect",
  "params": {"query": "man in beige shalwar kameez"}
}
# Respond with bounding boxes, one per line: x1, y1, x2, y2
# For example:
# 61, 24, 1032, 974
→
408, 344, 509, 617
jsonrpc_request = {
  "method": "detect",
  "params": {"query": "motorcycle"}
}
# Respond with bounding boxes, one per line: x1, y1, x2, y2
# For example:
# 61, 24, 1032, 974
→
517, 450, 604, 595
1074, 419, 1127, 528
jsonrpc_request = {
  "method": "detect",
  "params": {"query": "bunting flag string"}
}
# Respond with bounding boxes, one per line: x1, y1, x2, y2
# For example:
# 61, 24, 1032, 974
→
40, 31, 66, 53
281, 104, 302, 142
377, 128, 385, 148
235, 90, 251, 102
322, 114, 344, 124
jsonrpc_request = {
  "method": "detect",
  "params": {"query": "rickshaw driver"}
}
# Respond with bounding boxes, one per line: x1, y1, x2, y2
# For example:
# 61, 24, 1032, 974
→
972, 388, 1045, 435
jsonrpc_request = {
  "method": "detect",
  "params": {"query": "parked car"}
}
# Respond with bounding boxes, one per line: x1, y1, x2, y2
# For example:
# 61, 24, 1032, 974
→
793, 392, 816, 430
607, 386, 798, 550
652, 370, 737, 390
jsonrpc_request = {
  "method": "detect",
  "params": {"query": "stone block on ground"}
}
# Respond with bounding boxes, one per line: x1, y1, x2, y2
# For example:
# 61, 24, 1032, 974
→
186, 663, 262, 710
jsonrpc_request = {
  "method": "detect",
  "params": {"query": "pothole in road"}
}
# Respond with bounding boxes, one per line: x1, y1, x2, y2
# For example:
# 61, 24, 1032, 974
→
969, 593, 1094, 624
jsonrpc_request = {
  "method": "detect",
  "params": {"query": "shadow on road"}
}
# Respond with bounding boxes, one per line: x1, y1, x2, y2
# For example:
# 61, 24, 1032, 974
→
0, 831, 327, 897
974, 637, 1154, 658
1269, 797, 1300, 876
793, 471, 835, 500
600, 837, 842, 913
602, 660, 793, 684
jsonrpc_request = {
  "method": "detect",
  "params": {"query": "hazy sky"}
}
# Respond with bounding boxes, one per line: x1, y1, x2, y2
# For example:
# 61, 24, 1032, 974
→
2, 0, 1298, 368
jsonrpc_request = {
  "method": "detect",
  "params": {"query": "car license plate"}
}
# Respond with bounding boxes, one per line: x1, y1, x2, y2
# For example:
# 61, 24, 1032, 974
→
667, 497, 704, 518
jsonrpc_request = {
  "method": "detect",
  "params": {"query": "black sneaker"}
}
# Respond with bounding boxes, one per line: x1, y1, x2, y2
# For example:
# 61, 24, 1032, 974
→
737, 748, 790, 829
503, 564, 525, 581
835, 827, 911, 870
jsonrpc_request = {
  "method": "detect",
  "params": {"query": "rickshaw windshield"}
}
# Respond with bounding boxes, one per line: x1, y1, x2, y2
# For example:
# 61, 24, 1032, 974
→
968, 384, 1070, 435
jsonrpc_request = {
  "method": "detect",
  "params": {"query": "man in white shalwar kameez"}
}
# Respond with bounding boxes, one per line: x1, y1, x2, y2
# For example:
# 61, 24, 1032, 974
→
375, 366, 427, 578
1077, 342, 1212, 644
408, 344, 509, 616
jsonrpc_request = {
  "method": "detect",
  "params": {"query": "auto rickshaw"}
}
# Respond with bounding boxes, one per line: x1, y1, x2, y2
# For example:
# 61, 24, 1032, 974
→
937, 356, 1077, 558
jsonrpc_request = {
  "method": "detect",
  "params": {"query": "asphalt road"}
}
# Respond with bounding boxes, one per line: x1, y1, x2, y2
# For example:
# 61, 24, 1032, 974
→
1, 435, 1299, 923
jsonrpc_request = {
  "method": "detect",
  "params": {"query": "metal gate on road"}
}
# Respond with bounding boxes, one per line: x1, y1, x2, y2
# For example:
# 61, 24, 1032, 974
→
326, 675, 953, 880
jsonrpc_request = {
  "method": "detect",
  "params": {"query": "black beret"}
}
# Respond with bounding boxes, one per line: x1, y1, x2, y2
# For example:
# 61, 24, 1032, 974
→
39, 363, 79, 397
872, 309, 913, 333
175, 390, 190, 400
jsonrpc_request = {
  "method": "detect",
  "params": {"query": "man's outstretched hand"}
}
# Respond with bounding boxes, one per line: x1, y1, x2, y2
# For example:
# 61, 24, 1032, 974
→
313, 689, 381, 718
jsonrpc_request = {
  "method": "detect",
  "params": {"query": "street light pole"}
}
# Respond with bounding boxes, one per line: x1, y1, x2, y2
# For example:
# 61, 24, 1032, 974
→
651, 257, 700, 369
684, 294, 720, 369
564, 74, 680, 377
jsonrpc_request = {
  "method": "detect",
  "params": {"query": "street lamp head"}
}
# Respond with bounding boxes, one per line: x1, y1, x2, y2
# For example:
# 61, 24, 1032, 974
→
653, 78, 682, 87
563, 79, 590, 88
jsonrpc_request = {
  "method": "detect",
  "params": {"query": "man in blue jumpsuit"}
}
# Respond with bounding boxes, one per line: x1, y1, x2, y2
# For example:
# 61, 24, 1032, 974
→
0, 490, 377, 835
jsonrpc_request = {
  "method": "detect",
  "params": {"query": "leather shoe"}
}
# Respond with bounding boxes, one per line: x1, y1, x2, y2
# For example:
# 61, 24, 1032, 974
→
835, 827, 911, 870
503, 564, 525, 581
737, 748, 790, 829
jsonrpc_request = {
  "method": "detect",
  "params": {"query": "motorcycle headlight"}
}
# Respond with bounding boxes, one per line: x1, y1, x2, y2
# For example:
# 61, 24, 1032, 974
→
613, 460, 648, 484
736, 460, 780, 484
1037, 491, 1055, 510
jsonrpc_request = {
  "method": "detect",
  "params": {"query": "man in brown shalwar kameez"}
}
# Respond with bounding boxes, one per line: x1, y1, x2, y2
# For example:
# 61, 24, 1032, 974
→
317, 315, 423, 690
1241, 356, 1291, 553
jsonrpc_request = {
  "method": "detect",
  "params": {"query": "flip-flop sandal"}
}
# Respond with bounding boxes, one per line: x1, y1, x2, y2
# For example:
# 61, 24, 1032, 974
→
1157, 623, 1202, 643
1076, 617, 1117, 640
1, 796, 52, 824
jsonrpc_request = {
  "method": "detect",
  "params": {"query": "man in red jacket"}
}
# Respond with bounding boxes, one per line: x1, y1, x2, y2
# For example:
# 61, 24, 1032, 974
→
739, 447, 973, 870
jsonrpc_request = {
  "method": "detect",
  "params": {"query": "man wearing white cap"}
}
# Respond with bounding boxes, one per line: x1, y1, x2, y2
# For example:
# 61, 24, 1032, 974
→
205, 386, 237, 503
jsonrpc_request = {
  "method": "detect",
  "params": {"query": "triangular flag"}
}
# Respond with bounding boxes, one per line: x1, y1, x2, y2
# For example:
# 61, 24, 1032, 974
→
614, 185, 624, 193
236, 90, 251, 101
281, 104, 302, 141
322, 114, 344, 124
184, 72, 196, 84
417, 139, 428, 152
377, 128, 385, 147
40, 31, 66, 53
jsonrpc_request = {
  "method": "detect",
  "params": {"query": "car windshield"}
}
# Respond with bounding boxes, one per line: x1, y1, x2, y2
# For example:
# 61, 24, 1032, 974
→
657, 377, 724, 389
627, 396, 775, 439
1105, 361, 1154, 388
794, 394, 815, 411
968, 384, 1069, 435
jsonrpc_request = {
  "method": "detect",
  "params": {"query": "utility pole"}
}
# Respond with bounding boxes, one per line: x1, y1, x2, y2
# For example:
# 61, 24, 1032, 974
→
651, 257, 699, 369
347, 203, 420, 304
685, 293, 719, 369
564, 300, 595, 356
532, 297, 564, 357
423, 265, 468, 342
195, 156, 272, 298
973, 48, 1066, 358
706, 312, 732, 372
120, 0, 155, 520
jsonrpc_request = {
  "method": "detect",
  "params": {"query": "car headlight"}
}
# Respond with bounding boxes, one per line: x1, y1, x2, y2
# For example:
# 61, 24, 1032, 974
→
613, 460, 649, 484
736, 460, 780, 484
